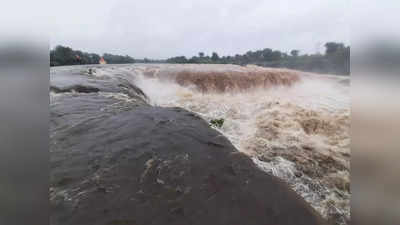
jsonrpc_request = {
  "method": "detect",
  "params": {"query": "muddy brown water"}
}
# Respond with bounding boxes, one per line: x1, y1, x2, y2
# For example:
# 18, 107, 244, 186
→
50, 64, 345, 225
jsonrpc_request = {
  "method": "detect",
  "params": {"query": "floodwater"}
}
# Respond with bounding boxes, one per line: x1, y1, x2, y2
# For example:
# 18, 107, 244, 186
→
51, 63, 350, 225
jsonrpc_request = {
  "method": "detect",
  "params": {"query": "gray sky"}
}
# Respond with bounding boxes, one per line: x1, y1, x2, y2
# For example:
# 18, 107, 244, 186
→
49, 0, 349, 59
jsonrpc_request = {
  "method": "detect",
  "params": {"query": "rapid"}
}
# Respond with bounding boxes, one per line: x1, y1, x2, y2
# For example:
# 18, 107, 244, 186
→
131, 64, 350, 225
52, 63, 350, 225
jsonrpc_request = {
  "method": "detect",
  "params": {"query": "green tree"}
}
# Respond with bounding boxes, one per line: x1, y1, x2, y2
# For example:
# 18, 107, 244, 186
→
211, 52, 219, 62
290, 50, 299, 57
166, 56, 188, 63
50, 45, 135, 66
324, 42, 345, 55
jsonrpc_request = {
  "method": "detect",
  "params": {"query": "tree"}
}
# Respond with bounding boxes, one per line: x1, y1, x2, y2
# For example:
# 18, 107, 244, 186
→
102, 53, 135, 64
261, 48, 273, 61
290, 50, 300, 57
211, 52, 219, 62
271, 50, 282, 61
50, 45, 78, 66
50, 45, 135, 66
166, 56, 188, 64
324, 42, 345, 55
198, 52, 205, 58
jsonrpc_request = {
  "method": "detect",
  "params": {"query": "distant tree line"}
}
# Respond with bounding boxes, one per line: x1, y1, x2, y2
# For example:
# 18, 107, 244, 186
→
135, 58, 165, 64
50, 45, 135, 66
166, 42, 350, 75
51, 42, 350, 75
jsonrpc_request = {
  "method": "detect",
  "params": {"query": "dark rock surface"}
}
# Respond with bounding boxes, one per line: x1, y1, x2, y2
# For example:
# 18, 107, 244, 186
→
50, 66, 328, 225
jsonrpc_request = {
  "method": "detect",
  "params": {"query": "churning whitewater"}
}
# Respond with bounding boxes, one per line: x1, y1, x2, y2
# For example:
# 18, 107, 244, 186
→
51, 64, 350, 225
133, 64, 350, 225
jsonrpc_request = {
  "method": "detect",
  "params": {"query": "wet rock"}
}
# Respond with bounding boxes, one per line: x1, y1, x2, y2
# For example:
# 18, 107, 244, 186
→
50, 85, 100, 93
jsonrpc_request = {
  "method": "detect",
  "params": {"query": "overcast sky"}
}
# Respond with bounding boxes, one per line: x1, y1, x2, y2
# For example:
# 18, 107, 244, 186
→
49, 0, 349, 59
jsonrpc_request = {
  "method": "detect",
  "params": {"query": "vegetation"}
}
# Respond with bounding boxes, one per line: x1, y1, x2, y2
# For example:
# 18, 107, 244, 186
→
210, 118, 225, 128
135, 58, 165, 64
102, 53, 135, 64
50, 45, 135, 66
51, 42, 350, 75
166, 42, 350, 75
